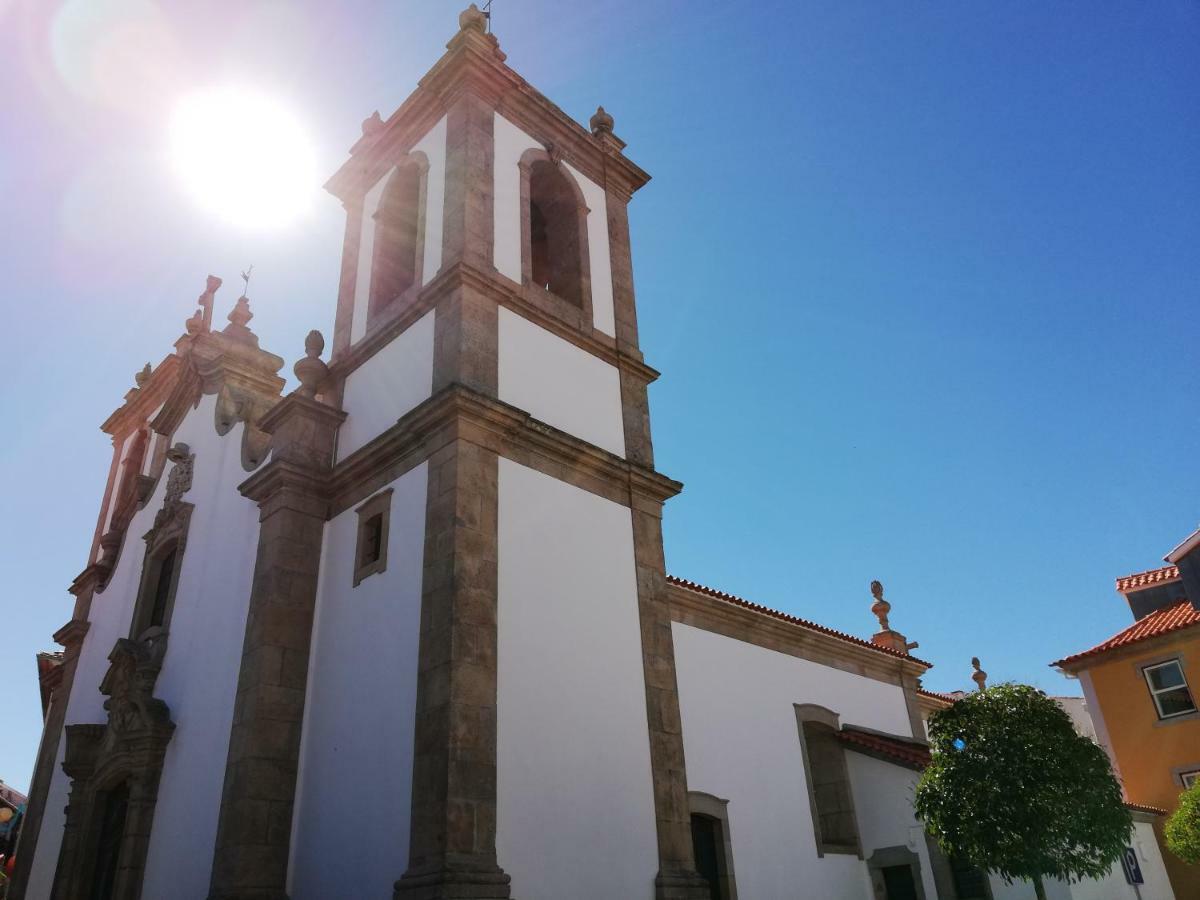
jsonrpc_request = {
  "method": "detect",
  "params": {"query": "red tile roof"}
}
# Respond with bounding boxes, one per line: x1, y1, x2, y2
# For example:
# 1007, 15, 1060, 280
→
917, 688, 958, 706
667, 576, 932, 668
1052, 600, 1200, 668
836, 728, 932, 770
1116, 565, 1180, 593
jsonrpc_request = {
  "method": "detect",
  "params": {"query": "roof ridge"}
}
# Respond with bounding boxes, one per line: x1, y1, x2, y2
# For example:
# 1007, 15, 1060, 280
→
666, 575, 932, 668
1116, 564, 1180, 592
1052, 598, 1199, 668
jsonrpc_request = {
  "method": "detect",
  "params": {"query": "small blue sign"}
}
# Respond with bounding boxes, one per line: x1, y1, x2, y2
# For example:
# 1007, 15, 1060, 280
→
1120, 846, 1144, 885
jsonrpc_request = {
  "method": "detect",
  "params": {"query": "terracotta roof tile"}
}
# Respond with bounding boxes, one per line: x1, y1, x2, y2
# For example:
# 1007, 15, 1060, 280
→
1116, 565, 1180, 593
1052, 600, 1200, 668
836, 729, 932, 770
667, 576, 932, 668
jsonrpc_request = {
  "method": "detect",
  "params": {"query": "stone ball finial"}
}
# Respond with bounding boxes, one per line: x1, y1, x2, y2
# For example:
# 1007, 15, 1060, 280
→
870, 580, 891, 631
590, 105, 614, 136
304, 329, 325, 359
228, 295, 253, 329
459, 3, 487, 33
135, 363, 152, 388
294, 329, 329, 398
971, 657, 988, 691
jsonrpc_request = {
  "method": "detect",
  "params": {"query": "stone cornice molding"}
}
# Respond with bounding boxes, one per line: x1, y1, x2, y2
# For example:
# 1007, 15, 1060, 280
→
330, 262, 658, 385
669, 583, 930, 687
325, 384, 681, 517
52, 619, 90, 654
326, 23, 649, 205
148, 330, 285, 470
100, 354, 181, 438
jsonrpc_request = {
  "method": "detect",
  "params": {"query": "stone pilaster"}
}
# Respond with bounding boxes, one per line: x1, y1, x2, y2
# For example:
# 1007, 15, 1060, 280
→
630, 494, 712, 900
207, 393, 344, 900
394, 435, 509, 899
7, 616, 90, 900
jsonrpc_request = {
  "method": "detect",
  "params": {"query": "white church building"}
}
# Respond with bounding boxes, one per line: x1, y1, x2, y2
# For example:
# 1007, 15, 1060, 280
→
11, 8, 1176, 900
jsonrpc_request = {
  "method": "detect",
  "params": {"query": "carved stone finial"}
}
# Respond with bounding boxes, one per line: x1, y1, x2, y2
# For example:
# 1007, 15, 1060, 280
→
222, 295, 259, 347
135, 363, 152, 389
869, 580, 891, 631
294, 330, 329, 398
362, 111, 384, 137
459, 3, 487, 33
590, 105, 614, 136
971, 657, 988, 691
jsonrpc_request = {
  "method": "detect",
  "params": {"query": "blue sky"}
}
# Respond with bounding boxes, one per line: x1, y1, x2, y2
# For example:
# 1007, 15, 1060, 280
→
2, 0, 1198, 791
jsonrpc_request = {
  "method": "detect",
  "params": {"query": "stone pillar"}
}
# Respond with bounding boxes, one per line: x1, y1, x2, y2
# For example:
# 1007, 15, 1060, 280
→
8, 612, 91, 899
631, 494, 713, 900
207, 393, 344, 900
393, 435, 509, 899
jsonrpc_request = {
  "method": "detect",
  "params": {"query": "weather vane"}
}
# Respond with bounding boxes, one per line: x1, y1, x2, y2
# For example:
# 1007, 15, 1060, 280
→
240, 265, 254, 296
482, 0, 493, 32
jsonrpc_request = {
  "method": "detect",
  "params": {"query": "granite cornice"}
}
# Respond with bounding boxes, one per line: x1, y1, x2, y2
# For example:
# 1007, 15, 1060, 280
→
52, 619, 90, 653
100, 354, 182, 437
327, 262, 659, 388
328, 384, 681, 516
238, 458, 331, 508
324, 24, 648, 205
669, 584, 930, 687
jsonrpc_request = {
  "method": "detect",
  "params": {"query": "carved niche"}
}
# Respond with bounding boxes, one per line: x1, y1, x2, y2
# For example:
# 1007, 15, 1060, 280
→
52, 635, 174, 900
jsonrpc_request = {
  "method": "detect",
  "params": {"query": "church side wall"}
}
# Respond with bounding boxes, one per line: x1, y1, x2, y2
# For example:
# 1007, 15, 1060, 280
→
336, 308, 435, 461
496, 458, 658, 900
492, 113, 540, 286
672, 622, 914, 900
497, 307, 625, 457
844, 753, 937, 898
288, 463, 428, 900
24, 393, 260, 900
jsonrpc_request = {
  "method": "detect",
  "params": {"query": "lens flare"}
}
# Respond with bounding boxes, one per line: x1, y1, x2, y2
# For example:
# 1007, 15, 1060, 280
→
169, 87, 317, 230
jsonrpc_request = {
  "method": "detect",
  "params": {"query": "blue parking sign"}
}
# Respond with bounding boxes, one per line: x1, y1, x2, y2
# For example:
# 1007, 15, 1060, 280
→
1120, 846, 1144, 885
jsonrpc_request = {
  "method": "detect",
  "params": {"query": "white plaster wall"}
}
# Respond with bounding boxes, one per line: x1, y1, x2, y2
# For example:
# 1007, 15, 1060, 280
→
289, 464, 428, 900
563, 161, 616, 337
492, 112, 541, 284
337, 308, 434, 462
497, 307, 625, 457
673, 622, 916, 900
985, 821, 1174, 900
140, 400, 261, 900
496, 459, 658, 899
845, 753, 937, 899
24, 393, 261, 900
350, 116, 447, 344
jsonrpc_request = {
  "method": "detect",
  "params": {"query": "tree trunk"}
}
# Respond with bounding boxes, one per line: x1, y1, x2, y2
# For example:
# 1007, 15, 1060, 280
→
1033, 874, 1047, 900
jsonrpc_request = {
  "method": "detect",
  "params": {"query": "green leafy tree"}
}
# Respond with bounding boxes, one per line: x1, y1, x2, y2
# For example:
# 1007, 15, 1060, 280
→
1165, 780, 1200, 865
914, 683, 1132, 900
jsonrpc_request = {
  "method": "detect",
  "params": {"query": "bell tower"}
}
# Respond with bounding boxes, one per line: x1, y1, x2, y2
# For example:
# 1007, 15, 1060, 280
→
211, 6, 710, 899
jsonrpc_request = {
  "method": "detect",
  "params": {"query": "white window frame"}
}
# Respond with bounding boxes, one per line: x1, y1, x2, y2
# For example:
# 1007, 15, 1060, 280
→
1142, 659, 1197, 720
1182, 770, 1199, 790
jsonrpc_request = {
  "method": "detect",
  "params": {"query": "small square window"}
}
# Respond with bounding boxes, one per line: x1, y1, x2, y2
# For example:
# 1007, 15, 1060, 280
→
1142, 660, 1197, 720
353, 489, 392, 586
1182, 770, 1199, 790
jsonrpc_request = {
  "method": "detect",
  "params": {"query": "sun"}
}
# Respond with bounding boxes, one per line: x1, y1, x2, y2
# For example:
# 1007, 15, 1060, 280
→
169, 87, 317, 230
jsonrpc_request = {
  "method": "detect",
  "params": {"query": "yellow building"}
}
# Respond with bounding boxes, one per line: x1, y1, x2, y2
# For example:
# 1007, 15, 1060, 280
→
1054, 539, 1200, 899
